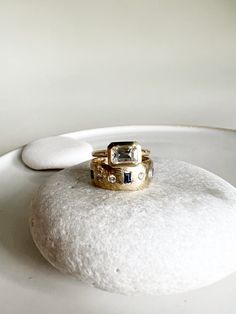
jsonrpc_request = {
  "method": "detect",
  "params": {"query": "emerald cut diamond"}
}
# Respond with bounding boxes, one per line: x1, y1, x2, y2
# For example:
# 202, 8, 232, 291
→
108, 141, 142, 166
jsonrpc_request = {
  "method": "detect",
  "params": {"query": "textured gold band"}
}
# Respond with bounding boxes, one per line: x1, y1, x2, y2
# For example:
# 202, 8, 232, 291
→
90, 156, 154, 191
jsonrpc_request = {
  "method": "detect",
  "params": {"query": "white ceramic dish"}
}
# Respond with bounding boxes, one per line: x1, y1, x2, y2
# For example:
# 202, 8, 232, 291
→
1, 125, 236, 314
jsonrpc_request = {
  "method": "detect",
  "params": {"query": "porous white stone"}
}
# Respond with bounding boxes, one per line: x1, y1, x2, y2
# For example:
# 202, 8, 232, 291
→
30, 159, 236, 295
22, 136, 93, 170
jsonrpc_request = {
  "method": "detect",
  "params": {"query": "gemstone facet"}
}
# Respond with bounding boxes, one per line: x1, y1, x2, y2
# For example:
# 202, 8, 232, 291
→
108, 142, 142, 165
138, 172, 145, 180
108, 174, 117, 183
124, 172, 132, 184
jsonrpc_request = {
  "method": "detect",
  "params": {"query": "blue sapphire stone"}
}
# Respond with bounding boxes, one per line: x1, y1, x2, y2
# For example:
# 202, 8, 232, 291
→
124, 172, 132, 184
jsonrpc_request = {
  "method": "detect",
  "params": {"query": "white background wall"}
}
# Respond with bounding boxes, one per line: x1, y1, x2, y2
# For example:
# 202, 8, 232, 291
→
0, 0, 235, 154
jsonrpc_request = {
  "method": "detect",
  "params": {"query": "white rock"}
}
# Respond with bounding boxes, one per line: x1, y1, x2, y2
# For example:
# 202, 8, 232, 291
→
30, 159, 236, 295
22, 136, 93, 170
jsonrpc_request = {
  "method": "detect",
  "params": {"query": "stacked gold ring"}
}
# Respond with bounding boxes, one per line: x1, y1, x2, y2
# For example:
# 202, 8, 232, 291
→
90, 141, 154, 191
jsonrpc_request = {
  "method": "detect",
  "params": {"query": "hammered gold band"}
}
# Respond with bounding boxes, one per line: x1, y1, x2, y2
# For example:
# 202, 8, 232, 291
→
90, 156, 153, 191
90, 141, 154, 191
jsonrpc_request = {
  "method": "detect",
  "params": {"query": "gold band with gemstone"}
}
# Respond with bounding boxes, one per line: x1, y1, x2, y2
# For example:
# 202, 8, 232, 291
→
92, 148, 150, 159
90, 141, 154, 191
93, 141, 150, 167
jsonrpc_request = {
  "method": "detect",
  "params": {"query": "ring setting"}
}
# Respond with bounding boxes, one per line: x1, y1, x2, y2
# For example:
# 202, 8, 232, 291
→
90, 141, 154, 191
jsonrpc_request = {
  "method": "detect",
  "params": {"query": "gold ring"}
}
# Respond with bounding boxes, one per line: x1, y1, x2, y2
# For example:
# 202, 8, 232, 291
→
92, 141, 150, 167
90, 141, 154, 191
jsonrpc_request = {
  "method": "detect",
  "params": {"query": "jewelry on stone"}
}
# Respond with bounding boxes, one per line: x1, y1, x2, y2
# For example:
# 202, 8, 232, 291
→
90, 141, 154, 191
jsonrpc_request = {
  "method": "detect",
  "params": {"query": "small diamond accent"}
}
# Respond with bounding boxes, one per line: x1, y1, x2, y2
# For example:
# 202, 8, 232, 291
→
148, 168, 154, 178
138, 172, 145, 180
109, 142, 141, 165
112, 146, 138, 164
108, 174, 117, 183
